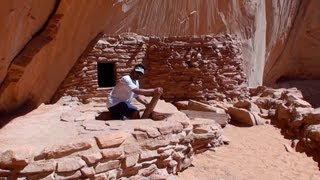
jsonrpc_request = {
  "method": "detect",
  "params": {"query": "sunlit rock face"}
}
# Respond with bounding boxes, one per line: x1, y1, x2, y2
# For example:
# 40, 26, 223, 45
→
1, 0, 319, 113
0, 0, 56, 85
0, 0, 116, 113
264, 0, 320, 86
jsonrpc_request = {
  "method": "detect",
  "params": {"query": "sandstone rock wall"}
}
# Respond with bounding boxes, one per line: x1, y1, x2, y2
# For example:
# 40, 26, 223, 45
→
1, 0, 320, 113
264, 0, 320, 86
53, 33, 247, 103
0, 0, 118, 113
0, 0, 56, 85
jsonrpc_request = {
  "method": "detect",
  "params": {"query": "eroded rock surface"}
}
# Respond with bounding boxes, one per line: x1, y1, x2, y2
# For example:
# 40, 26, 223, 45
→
1, 0, 320, 113
0, 98, 224, 179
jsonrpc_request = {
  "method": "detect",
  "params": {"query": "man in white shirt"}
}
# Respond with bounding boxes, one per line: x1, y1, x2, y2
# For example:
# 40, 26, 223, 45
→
107, 64, 163, 120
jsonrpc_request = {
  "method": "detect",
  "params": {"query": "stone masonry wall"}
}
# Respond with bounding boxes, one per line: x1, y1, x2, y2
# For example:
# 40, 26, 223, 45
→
53, 33, 248, 103
52, 33, 148, 103
141, 34, 247, 101
0, 112, 223, 179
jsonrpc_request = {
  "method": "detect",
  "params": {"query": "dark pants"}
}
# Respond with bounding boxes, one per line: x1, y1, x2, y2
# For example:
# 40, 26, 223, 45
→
108, 102, 138, 120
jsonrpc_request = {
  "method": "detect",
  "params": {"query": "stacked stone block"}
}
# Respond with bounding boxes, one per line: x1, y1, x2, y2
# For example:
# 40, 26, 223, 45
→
53, 33, 248, 103
52, 33, 148, 103
142, 34, 247, 102
249, 86, 320, 153
0, 113, 223, 179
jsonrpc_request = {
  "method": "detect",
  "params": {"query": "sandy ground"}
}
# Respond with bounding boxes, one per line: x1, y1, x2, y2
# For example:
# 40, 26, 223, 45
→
177, 124, 320, 180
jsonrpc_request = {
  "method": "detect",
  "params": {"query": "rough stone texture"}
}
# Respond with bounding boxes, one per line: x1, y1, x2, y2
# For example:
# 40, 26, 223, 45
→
95, 132, 128, 149
0, 99, 227, 179
80, 151, 102, 165
56, 157, 86, 172
56, 170, 82, 179
95, 160, 120, 174
0, 0, 121, 113
277, 80, 320, 108
249, 86, 320, 156
20, 160, 56, 174
124, 154, 139, 168
80, 166, 95, 178
0, 0, 56, 85
35, 140, 92, 160
182, 110, 229, 127
0, 147, 33, 168
100, 148, 123, 160
265, 0, 320, 86
1, 0, 320, 114
53, 33, 248, 103
228, 107, 259, 126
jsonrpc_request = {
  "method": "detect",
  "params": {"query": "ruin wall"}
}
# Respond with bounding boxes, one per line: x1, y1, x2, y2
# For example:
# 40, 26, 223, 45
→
0, 112, 223, 179
53, 33, 248, 103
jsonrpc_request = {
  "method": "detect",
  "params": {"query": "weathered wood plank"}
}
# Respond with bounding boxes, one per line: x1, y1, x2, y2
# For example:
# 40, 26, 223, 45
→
141, 93, 161, 119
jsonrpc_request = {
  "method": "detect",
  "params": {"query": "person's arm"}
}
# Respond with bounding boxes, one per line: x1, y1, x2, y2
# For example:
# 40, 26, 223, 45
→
132, 87, 163, 97
135, 95, 149, 106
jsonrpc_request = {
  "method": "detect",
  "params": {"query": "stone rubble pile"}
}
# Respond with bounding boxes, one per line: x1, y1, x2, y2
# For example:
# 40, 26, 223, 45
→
2, 84, 319, 179
247, 86, 320, 152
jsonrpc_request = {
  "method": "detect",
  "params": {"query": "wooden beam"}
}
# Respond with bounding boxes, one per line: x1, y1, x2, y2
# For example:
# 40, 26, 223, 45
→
141, 93, 161, 119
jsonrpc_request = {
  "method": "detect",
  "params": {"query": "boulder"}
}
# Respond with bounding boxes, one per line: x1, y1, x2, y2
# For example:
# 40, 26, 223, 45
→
95, 132, 129, 149
187, 100, 222, 112
35, 140, 92, 160
0, 147, 33, 168
182, 110, 229, 127
228, 107, 262, 126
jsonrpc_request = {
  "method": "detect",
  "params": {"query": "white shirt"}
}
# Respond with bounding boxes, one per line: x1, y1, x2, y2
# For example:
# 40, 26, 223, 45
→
107, 75, 139, 108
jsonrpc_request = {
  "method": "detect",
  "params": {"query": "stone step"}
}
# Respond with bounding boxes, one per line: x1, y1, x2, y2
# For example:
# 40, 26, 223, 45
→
181, 110, 229, 127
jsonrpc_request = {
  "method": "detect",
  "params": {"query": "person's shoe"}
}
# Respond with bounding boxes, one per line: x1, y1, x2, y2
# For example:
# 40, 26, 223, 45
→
121, 116, 128, 120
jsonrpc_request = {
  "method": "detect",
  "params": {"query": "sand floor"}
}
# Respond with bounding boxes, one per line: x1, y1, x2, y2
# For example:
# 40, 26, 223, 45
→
177, 124, 320, 180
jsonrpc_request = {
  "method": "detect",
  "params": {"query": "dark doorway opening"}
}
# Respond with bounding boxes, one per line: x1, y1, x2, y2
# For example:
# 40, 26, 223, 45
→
97, 63, 116, 87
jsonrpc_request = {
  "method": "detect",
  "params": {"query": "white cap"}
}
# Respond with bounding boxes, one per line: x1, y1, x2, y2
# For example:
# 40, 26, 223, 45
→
134, 66, 145, 74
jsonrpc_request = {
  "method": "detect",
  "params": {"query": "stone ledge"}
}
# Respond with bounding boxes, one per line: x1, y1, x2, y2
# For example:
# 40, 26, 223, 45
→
0, 111, 224, 179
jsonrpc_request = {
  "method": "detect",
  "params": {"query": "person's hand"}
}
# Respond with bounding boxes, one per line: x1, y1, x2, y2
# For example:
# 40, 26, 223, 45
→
144, 102, 150, 108
143, 99, 149, 107
154, 87, 163, 95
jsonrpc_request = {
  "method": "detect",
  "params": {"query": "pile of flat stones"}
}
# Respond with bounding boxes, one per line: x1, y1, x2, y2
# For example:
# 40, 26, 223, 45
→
0, 110, 223, 179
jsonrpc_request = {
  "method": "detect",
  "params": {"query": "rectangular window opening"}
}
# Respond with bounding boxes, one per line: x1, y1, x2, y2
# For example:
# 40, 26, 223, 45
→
97, 63, 116, 87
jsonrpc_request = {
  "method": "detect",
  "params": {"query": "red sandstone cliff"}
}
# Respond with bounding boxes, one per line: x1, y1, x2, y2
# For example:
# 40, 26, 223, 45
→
0, 0, 319, 113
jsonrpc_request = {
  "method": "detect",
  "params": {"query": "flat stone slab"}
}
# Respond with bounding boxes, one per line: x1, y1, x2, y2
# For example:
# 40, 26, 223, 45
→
0, 103, 171, 155
181, 110, 229, 127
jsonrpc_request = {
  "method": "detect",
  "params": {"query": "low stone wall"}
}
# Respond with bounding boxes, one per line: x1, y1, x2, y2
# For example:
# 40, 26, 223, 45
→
0, 112, 223, 179
249, 86, 320, 153
52, 33, 248, 103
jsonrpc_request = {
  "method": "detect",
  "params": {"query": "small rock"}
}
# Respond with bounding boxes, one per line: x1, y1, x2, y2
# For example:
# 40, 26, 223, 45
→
80, 167, 95, 177
221, 135, 231, 145
95, 132, 128, 149
56, 157, 86, 172
60, 110, 82, 122
291, 139, 299, 148
284, 144, 294, 153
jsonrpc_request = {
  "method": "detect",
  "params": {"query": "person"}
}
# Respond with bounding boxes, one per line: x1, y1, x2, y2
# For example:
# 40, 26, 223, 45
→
107, 64, 163, 120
